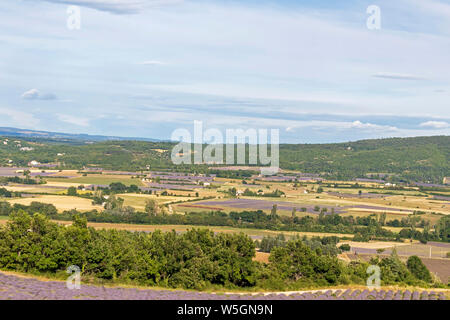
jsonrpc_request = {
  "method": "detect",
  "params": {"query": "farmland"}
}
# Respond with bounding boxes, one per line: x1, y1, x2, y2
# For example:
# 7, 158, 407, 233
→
1, 136, 449, 183
0, 137, 449, 300
6, 195, 104, 212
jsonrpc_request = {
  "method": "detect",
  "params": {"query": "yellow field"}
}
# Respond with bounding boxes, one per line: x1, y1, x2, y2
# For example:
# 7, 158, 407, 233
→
2, 174, 448, 233
116, 193, 197, 210
339, 241, 410, 250
48, 174, 144, 186
6, 195, 103, 212
3, 185, 65, 193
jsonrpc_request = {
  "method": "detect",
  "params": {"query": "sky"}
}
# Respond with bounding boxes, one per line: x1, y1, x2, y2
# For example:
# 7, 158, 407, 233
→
1, 0, 450, 143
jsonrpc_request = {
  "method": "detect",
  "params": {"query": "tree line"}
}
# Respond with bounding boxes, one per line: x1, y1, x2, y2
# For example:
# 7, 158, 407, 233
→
0, 201, 447, 243
0, 212, 442, 291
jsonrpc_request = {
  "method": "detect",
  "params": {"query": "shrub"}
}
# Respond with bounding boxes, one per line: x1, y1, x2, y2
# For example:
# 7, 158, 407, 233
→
407, 255, 432, 283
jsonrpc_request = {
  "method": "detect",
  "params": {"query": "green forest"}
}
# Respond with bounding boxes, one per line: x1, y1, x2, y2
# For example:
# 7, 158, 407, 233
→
0, 135, 449, 183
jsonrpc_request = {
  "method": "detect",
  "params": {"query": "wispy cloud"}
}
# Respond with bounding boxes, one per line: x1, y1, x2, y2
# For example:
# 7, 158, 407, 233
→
40, 0, 183, 14
371, 73, 425, 81
419, 121, 450, 129
140, 60, 166, 66
0, 108, 39, 127
56, 114, 90, 127
284, 120, 398, 133
2, 0, 450, 142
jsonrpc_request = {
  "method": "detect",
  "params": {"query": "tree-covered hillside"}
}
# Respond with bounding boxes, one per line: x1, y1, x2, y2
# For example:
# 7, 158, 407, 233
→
279, 136, 450, 183
0, 135, 448, 183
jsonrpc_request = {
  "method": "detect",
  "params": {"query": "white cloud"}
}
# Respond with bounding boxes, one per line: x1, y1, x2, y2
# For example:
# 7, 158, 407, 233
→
57, 114, 90, 127
372, 73, 425, 81
228, 118, 399, 133
0, 108, 39, 127
285, 126, 294, 132
22, 89, 57, 100
140, 60, 166, 65
350, 121, 397, 131
22, 89, 40, 100
419, 121, 450, 128
41, 0, 183, 14
3, 0, 450, 141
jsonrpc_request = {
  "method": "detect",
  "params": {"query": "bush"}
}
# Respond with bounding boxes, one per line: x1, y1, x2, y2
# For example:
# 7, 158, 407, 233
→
67, 186, 78, 196
269, 240, 343, 285
406, 255, 432, 283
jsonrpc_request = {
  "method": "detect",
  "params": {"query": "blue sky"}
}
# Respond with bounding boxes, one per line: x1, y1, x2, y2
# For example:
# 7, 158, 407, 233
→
1, 0, 450, 143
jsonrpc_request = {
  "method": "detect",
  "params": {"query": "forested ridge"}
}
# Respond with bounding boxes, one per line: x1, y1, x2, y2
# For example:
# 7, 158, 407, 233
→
0, 135, 449, 183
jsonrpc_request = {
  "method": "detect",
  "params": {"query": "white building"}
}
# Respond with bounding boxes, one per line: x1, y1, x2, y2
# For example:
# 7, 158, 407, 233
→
28, 160, 40, 167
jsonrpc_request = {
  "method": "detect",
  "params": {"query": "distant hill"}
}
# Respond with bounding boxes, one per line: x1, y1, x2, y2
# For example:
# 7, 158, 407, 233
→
0, 127, 161, 142
0, 131, 448, 184
279, 136, 450, 184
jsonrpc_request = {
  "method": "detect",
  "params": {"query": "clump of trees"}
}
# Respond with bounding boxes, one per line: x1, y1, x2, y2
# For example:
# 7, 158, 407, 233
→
2, 176, 41, 185
0, 212, 440, 290
257, 234, 341, 256
368, 251, 435, 286
407, 255, 432, 283
0, 188, 13, 198
0, 212, 256, 290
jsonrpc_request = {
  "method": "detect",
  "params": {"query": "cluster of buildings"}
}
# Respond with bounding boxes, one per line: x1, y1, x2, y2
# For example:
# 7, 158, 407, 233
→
0, 139, 34, 151
27, 161, 58, 168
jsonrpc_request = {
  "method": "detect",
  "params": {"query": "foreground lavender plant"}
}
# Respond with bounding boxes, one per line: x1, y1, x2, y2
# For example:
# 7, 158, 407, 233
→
0, 273, 447, 300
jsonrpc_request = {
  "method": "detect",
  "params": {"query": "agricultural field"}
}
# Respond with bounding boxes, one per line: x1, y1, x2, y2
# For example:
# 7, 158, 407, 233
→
0, 272, 447, 300
178, 196, 443, 218
348, 241, 450, 259
2, 167, 448, 217
48, 174, 144, 187
1, 166, 449, 302
6, 195, 103, 212
115, 194, 197, 211
49, 220, 355, 240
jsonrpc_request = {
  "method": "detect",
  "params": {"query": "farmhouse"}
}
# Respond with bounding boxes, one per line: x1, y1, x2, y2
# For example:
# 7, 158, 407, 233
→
28, 160, 40, 167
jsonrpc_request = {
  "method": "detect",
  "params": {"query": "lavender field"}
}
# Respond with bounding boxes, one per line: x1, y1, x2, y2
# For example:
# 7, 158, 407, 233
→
0, 273, 446, 300
194, 199, 410, 215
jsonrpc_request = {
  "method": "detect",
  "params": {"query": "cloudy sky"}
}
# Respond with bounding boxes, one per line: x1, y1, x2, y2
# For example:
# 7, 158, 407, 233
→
1, 0, 450, 143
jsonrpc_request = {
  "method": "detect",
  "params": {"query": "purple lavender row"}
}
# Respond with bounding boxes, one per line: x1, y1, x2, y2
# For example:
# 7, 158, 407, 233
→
0, 273, 446, 300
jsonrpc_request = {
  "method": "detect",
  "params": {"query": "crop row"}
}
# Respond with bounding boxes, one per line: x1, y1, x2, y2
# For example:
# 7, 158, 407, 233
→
0, 273, 446, 300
